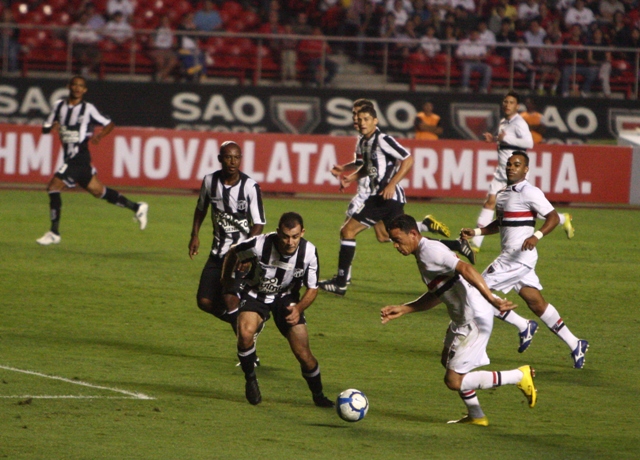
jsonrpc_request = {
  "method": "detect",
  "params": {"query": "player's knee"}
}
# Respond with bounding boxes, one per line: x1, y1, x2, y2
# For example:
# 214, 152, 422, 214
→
197, 298, 224, 317
444, 375, 461, 391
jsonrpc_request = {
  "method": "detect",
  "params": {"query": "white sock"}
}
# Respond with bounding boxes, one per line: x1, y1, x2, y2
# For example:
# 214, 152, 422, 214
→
461, 369, 524, 391
495, 309, 530, 332
473, 208, 494, 248
539, 303, 579, 350
458, 390, 485, 419
418, 222, 427, 232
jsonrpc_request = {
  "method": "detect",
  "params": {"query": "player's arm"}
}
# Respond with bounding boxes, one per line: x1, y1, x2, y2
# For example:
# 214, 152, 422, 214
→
455, 260, 516, 312
220, 248, 242, 313
91, 121, 115, 145
459, 219, 500, 239
380, 291, 441, 324
285, 287, 318, 325
43, 101, 60, 134
521, 209, 559, 251
501, 118, 534, 149
415, 116, 443, 135
380, 155, 414, 200
188, 205, 208, 259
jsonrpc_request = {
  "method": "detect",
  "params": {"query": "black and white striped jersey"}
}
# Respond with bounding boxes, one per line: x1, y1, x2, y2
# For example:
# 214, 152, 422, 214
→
353, 127, 411, 203
197, 170, 266, 258
43, 99, 111, 164
234, 233, 319, 304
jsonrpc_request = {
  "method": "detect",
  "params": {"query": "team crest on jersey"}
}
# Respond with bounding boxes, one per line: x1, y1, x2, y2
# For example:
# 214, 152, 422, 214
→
237, 200, 248, 212
293, 268, 305, 278
270, 96, 321, 134
608, 109, 640, 137
450, 103, 500, 140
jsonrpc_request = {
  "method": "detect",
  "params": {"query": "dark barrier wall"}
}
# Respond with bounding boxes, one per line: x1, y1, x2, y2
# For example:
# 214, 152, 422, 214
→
1, 77, 640, 143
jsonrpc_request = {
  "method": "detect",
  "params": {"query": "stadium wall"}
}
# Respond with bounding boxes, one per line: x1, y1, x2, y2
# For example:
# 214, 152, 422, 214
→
0, 124, 633, 204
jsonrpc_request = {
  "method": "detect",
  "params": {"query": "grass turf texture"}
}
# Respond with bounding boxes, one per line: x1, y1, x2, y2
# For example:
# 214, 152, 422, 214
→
1, 189, 639, 459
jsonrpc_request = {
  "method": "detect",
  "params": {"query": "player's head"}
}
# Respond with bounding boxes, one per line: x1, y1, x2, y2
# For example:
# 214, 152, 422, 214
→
356, 105, 378, 137
503, 91, 520, 118
277, 212, 305, 255
353, 98, 374, 127
422, 99, 433, 113
506, 151, 529, 185
386, 215, 421, 256
218, 141, 242, 176
68, 76, 88, 100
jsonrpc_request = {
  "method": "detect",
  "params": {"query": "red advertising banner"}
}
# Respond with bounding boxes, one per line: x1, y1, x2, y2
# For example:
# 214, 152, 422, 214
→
0, 124, 632, 203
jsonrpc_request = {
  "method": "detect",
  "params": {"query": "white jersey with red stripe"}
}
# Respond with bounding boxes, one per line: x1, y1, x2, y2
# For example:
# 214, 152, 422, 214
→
495, 179, 554, 264
415, 238, 491, 327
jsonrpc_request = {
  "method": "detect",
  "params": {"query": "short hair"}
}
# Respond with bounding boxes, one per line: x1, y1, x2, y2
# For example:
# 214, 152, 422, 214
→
279, 212, 304, 230
505, 90, 520, 104
69, 75, 86, 86
386, 214, 419, 234
510, 150, 529, 166
353, 98, 373, 109
357, 105, 377, 119
220, 141, 241, 155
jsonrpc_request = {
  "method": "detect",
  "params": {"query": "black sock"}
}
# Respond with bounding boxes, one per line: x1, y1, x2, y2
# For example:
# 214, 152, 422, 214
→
440, 240, 461, 252
337, 240, 356, 286
302, 363, 323, 396
49, 191, 61, 235
102, 187, 138, 211
237, 345, 257, 378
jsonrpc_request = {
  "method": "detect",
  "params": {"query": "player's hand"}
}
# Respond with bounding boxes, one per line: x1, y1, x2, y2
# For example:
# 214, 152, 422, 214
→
330, 164, 344, 178
459, 228, 475, 240
50, 121, 61, 133
482, 132, 494, 143
497, 130, 506, 142
285, 303, 300, 325
492, 297, 517, 312
188, 235, 199, 259
340, 174, 355, 192
223, 293, 240, 312
380, 184, 395, 200
235, 260, 252, 275
91, 135, 103, 145
380, 305, 408, 324
521, 235, 539, 251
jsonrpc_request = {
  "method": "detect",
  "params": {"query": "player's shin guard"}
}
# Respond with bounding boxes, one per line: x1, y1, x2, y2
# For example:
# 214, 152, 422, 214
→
337, 239, 356, 287
302, 363, 323, 396
101, 187, 137, 211
237, 344, 258, 378
539, 303, 579, 350
48, 191, 62, 234
495, 309, 529, 331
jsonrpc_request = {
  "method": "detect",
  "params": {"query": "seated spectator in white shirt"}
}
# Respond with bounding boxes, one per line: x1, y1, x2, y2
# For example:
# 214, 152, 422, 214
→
456, 29, 492, 93
524, 19, 546, 47
389, 0, 409, 27
512, 36, 536, 89
102, 11, 133, 45
477, 20, 496, 47
565, 0, 595, 31
450, 0, 476, 13
420, 24, 441, 57
106, 0, 135, 21
69, 11, 102, 76
598, 0, 624, 24
518, 0, 540, 23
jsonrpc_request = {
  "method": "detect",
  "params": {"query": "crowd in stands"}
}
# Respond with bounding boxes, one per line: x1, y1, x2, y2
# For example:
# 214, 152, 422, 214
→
1, 0, 639, 95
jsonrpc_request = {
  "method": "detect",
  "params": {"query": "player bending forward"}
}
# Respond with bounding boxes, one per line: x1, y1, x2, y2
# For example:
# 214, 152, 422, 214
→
381, 214, 537, 426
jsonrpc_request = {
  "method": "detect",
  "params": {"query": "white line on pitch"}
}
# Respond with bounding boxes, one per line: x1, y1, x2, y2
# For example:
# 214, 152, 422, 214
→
0, 395, 143, 399
0, 365, 155, 400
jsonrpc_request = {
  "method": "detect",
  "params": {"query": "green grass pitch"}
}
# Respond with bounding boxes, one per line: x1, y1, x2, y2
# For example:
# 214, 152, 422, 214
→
1, 188, 639, 459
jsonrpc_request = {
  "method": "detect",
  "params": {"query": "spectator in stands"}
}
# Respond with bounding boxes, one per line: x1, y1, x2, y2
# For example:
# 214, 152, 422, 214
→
194, 0, 223, 32
488, 4, 508, 35
495, 0, 517, 22
83, 2, 107, 32
177, 12, 205, 82
451, 0, 477, 14
415, 99, 443, 140
627, 27, 640, 62
395, 16, 420, 58
598, 0, 625, 25
456, 29, 492, 93
380, 11, 399, 38
389, 0, 410, 27
68, 10, 103, 77
517, 0, 540, 24
280, 24, 298, 83
560, 23, 598, 96
520, 97, 545, 144
524, 19, 546, 47
412, 0, 432, 26
420, 24, 442, 57
565, 0, 595, 31
544, 20, 563, 44
106, 0, 135, 21
292, 11, 314, 36
511, 36, 536, 90
149, 14, 178, 82
535, 35, 561, 95
610, 11, 632, 49
477, 19, 496, 47
102, 11, 133, 45
0, 9, 20, 73
587, 27, 612, 97
305, 26, 339, 86
537, 2, 560, 29
495, 17, 517, 60
454, 5, 479, 32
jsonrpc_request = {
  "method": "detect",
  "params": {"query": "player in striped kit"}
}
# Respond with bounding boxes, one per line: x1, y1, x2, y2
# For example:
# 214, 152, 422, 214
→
461, 151, 589, 368
221, 212, 333, 407
189, 141, 266, 338
36, 75, 148, 245
381, 214, 537, 427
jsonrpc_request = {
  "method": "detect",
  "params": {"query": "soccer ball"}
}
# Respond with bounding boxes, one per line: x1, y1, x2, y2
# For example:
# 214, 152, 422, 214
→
336, 389, 369, 422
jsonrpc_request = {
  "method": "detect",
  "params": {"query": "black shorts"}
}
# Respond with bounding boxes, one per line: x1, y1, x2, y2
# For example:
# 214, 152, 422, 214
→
239, 294, 306, 337
55, 161, 96, 189
197, 255, 243, 316
351, 195, 404, 228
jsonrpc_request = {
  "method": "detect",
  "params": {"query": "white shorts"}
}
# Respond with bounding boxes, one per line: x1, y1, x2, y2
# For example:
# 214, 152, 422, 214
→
443, 308, 493, 374
483, 251, 543, 294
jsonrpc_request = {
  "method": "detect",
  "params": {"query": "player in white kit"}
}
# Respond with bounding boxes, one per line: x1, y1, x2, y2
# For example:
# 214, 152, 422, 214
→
381, 214, 537, 426
461, 151, 589, 368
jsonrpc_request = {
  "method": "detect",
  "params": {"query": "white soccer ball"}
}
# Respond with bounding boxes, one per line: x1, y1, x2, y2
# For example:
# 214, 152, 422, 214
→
336, 389, 369, 422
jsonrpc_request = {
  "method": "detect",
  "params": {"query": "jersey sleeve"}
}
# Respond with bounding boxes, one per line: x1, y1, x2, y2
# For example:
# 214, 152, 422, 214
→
380, 134, 411, 160
196, 175, 212, 212
303, 246, 319, 289
86, 103, 112, 127
43, 100, 62, 132
501, 117, 534, 149
523, 184, 555, 217
234, 235, 261, 261
247, 181, 266, 226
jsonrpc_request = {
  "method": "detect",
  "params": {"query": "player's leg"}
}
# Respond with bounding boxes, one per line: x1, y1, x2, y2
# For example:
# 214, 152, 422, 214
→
519, 286, 588, 368
419, 214, 450, 237
237, 308, 266, 404
373, 220, 391, 243
36, 175, 66, 245
86, 175, 149, 230
472, 194, 496, 249
196, 256, 238, 333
